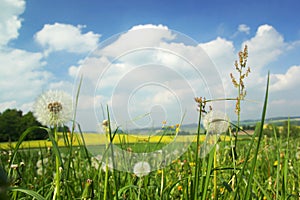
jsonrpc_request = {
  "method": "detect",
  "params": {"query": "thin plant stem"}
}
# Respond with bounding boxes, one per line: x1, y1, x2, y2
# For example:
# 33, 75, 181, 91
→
103, 126, 109, 200
53, 126, 60, 200
137, 177, 142, 200
103, 160, 109, 200
193, 103, 203, 200
107, 106, 118, 199
201, 145, 215, 200
213, 142, 218, 199
160, 169, 164, 199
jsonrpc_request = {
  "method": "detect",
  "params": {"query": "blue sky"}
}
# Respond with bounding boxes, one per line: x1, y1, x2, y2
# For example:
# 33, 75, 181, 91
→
1, 0, 300, 131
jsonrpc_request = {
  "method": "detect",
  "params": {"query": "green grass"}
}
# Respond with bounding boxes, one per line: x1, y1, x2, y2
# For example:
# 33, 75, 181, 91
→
1, 129, 299, 199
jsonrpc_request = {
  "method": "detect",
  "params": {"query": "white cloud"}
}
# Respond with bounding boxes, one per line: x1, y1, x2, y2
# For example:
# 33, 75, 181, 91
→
238, 24, 250, 34
34, 23, 101, 54
242, 24, 286, 69
199, 37, 235, 72
0, 49, 51, 104
69, 24, 229, 130
99, 24, 175, 57
0, 0, 53, 113
270, 65, 300, 91
0, 0, 25, 46
0, 100, 17, 111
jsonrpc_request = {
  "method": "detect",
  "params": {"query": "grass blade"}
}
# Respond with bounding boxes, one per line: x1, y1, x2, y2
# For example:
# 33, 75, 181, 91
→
244, 72, 270, 199
8, 126, 49, 176
8, 187, 45, 200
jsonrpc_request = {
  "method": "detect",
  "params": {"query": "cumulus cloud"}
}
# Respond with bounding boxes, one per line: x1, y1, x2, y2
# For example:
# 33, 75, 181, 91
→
0, 0, 25, 46
238, 24, 250, 34
242, 24, 286, 69
0, 0, 51, 113
99, 24, 175, 57
69, 24, 228, 130
34, 23, 101, 54
270, 66, 300, 91
0, 49, 51, 103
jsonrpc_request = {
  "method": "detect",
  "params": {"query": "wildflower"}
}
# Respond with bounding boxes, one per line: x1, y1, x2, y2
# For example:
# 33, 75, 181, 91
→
19, 162, 25, 167
36, 158, 49, 168
177, 185, 183, 191
102, 119, 110, 134
194, 97, 207, 113
91, 157, 101, 169
36, 168, 43, 176
133, 161, 151, 177
33, 90, 72, 127
10, 164, 18, 169
203, 111, 230, 134
219, 187, 225, 194
175, 124, 180, 133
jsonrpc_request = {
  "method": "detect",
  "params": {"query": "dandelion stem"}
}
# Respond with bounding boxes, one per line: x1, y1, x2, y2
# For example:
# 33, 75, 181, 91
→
160, 169, 164, 198
53, 126, 60, 200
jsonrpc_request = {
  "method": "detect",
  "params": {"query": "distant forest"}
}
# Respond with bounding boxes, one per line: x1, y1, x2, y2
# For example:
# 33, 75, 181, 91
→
0, 109, 47, 142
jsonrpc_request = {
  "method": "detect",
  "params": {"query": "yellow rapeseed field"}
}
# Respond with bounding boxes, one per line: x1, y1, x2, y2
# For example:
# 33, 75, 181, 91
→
0, 133, 234, 150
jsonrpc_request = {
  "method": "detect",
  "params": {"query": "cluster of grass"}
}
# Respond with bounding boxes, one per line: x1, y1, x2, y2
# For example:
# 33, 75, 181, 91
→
0, 122, 299, 199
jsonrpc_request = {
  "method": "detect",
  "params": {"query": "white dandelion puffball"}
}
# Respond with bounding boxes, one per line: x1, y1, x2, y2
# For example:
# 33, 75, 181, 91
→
203, 111, 229, 134
33, 90, 73, 127
133, 161, 151, 177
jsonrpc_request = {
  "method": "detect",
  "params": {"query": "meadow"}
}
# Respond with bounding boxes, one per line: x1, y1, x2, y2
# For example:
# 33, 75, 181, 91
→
0, 122, 299, 199
0, 46, 299, 200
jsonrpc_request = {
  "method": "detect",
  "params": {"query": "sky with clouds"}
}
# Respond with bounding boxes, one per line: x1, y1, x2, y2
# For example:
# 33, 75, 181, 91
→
1, 0, 300, 131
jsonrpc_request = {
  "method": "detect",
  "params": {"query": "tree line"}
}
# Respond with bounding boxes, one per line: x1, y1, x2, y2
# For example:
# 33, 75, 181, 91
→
0, 109, 47, 142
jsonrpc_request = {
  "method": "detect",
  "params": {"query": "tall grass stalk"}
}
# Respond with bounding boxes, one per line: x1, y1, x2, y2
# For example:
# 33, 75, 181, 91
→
213, 142, 218, 199
273, 125, 280, 199
244, 72, 269, 199
201, 145, 215, 200
193, 99, 203, 200
233, 72, 269, 199
66, 76, 82, 179
282, 118, 290, 199
106, 106, 119, 199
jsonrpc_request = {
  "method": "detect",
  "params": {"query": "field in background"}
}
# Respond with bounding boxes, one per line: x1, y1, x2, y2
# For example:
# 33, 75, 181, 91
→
0, 132, 250, 150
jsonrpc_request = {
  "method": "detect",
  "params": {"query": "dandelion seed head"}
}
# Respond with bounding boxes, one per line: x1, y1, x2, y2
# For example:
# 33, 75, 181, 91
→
133, 161, 151, 177
33, 90, 72, 127
203, 111, 229, 134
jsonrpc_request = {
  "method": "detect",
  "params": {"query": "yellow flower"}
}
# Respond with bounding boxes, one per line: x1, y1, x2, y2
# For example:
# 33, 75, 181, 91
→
177, 185, 182, 191
219, 187, 225, 194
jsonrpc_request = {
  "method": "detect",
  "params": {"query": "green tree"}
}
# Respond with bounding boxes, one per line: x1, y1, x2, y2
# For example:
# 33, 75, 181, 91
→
0, 109, 22, 141
0, 109, 47, 142
20, 111, 47, 140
